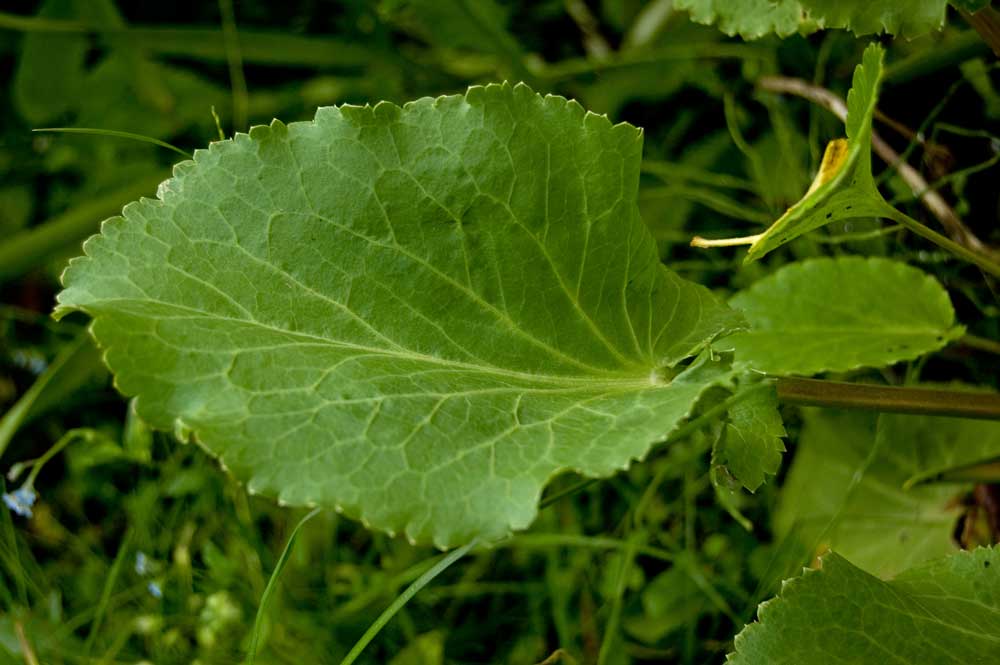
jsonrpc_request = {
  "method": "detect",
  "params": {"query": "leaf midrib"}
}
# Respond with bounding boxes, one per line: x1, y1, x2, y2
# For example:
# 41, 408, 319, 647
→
84, 296, 661, 390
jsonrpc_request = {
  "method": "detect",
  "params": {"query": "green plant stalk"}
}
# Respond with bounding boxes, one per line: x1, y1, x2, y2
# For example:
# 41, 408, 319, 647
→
82, 530, 133, 658
339, 539, 476, 665
217, 0, 248, 132
596, 534, 641, 665
0, 12, 378, 67
0, 333, 92, 459
962, 334, 1000, 356
883, 29, 991, 84
0, 171, 168, 283
880, 204, 1000, 278
504, 533, 675, 562
776, 377, 1000, 420
33, 128, 190, 157
247, 507, 321, 664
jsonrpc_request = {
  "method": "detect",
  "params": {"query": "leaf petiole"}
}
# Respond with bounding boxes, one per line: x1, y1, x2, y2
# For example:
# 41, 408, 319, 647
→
879, 203, 1000, 278
775, 377, 1000, 420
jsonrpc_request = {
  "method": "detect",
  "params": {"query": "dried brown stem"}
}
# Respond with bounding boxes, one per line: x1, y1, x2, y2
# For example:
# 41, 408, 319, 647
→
962, 5, 1000, 58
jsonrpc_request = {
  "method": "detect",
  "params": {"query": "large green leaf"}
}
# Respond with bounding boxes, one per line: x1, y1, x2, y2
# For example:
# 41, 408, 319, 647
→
776, 407, 1000, 578
55, 83, 743, 547
729, 547, 1000, 664
726, 257, 964, 376
676, 0, 949, 39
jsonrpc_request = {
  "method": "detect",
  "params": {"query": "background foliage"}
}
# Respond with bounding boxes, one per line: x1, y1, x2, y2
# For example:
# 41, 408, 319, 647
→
1, 1, 999, 663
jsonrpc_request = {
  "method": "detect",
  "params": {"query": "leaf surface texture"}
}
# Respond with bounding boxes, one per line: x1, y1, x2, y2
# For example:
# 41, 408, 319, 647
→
727, 256, 963, 375
56, 83, 742, 547
776, 407, 1000, 577
730, 547, 1000, 664
677, 0, 949, 38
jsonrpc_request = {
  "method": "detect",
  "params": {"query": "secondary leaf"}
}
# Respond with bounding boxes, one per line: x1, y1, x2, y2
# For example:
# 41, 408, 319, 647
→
676, 0, 949, 39
743, 44, 886, 262
729, 547, 1000, 664
776, 407, 1000, 578
714, 383, 785, 492
55, 83, 743, 548
725, 257, 964, 376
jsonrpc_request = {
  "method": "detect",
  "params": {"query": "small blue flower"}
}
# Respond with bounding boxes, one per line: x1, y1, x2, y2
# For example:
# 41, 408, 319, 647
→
2, 486, 37, 519
147, 581, 163, 599
135, 551, 149, 576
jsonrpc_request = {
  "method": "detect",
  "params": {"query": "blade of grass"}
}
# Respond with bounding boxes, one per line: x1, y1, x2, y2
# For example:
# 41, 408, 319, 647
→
0, 13, 378, 67
338, 539, 477, 665
0, 333, 99, 460
596, 534, 641, 665
247, 507, 321, 664
33, 128, 191, 158
82, 530, 132, 658
217, 0, 248, 132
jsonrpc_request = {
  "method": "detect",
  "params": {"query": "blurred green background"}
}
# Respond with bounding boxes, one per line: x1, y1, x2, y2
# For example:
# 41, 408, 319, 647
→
1, 1, 998, 663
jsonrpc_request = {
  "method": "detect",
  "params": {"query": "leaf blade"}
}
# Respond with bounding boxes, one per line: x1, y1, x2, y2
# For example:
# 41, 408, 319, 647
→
726, 256, 964, 376
56, 83, 742, 547
729, 547, 1000, 664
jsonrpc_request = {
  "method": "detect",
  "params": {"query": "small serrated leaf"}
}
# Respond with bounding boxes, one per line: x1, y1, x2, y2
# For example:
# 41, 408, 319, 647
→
715, 383, 786, 492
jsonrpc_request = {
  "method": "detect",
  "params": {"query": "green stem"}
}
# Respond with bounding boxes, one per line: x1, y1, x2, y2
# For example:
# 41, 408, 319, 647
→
883, 29, 991, 84
33, 128, 190, 158
0, 334, 94, 459
505, 533, 674, 563
248, 508, 321, 664
0, 13, 378, 68
338, 540, 476, 665
881, 204, 1000, 278
776, 377, 1000, 420
217, 0, 248, 132
961, 334, 1000, 356
596, 535, 641, 665
82, 530, 133, 658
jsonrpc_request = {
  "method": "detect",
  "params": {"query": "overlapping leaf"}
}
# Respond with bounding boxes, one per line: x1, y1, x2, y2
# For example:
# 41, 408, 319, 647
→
729, 547, 1000, 664
726, 257, 964, 375
56, 83, 744, 547
776, 406, 1000, 578
714, 383, 785, 492
676, 0, 951, 39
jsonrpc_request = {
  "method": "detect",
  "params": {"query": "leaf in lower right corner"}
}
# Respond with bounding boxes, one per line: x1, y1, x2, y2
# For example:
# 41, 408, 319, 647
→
775, 407, 1000, 579
728, 547, 1000, 664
